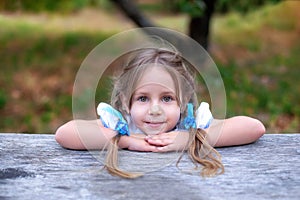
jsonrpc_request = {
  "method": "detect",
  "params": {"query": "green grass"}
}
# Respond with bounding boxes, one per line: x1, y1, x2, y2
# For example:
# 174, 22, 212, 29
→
0, 1, 299, 133
211, 1, 300, 132
0, 17, 112, 133
219, 45, 300, 117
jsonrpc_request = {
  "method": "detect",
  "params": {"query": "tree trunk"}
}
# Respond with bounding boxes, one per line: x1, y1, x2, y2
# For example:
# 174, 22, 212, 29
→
111, 0, 155, 27
111, 0, 216, 50
188, 0, 216, 50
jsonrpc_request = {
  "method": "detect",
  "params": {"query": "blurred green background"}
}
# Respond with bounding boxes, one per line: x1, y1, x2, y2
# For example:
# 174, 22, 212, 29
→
0, 0, 299, 133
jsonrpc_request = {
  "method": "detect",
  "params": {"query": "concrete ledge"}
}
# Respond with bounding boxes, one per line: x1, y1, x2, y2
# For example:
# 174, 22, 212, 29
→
0, 133, 299, 200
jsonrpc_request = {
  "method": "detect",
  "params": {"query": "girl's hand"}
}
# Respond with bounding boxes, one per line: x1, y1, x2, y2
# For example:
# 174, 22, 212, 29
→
118, 134, 159, 152
144, 131, 190, 152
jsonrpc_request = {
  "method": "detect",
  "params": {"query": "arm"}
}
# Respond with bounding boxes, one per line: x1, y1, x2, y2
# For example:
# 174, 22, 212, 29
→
55, 119, 117, 150
144, 116, 265, 150
55, 120, 160, 151
206, 116, 266, 147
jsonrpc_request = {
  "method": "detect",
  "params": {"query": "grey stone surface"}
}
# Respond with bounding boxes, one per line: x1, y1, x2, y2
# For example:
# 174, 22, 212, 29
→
0, 133, 299, 200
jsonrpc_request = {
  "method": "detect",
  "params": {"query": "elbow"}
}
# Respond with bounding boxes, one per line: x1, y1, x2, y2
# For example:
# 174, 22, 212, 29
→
252, 118, 266, 141
55, 123, 69, 148
55, 120, 83, 150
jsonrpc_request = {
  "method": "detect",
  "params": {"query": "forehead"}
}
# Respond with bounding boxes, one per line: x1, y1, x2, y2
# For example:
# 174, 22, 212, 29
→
135, 66, 176, 92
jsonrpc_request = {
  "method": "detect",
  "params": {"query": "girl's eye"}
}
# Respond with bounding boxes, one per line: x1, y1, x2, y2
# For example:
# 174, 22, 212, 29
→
137, 96, 148, 102
162, 96, 174, 102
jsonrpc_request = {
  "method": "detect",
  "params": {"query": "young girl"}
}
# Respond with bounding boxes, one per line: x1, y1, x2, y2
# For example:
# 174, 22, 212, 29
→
55, 46, 265, 178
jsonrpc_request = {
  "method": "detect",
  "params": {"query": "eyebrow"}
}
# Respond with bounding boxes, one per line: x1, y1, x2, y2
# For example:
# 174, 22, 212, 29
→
133, 90, 176, 96
161, 91, 176, 96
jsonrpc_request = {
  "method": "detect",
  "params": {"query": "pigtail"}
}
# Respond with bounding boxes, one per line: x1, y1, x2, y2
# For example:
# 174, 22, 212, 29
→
104, 136, 143, 179
187, 128, 224, 177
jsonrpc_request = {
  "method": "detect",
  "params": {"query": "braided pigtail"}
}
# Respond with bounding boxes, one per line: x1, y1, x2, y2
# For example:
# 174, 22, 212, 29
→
104, 135, 143, 179
177, 103, 224, 177
97, 103, 143, 178
188, 128, 224, 177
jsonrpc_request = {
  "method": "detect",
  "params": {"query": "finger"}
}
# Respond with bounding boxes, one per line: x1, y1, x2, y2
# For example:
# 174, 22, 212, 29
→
146, 139, 164, 146
145, 144, 163, 152
146, 134, 174, 141
156, 144, 184, 152
129, 144, 157, 152
155, 145, 172, 152
146, 137, 174, 146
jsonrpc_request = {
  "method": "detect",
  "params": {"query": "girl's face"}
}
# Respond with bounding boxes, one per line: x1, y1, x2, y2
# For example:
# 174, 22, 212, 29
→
130, 66, 181, 135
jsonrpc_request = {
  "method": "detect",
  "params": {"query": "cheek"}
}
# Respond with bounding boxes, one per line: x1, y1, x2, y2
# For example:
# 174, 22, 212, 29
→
168, 107, 181, 124
130, 104, 145, 122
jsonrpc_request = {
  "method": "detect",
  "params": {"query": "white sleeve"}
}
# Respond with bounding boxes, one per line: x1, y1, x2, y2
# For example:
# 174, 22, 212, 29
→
195, 102, 213, 129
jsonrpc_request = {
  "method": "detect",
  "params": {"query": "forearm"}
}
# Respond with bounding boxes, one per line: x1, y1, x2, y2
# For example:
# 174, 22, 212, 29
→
207, 116, 266, 147
55, 120, 117, 150
118, 133, 145, 149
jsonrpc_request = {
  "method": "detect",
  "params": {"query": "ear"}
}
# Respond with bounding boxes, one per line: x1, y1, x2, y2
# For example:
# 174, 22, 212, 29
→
120, 93, 130, 114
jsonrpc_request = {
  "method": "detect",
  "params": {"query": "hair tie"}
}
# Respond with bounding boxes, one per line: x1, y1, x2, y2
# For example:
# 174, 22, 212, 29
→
180, 103, 196, 130
115, 120, 129, 136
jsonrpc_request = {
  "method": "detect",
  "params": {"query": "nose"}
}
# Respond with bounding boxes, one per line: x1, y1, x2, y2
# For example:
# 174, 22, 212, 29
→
148, 104, 162, 115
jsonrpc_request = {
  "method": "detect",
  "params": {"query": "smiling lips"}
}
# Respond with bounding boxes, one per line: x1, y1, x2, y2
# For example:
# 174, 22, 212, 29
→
144, 120, 165, 128
142, 118, 168, 134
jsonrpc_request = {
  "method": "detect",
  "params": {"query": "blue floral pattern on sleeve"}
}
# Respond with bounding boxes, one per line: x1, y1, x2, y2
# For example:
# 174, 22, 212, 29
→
97, 103, 129, 136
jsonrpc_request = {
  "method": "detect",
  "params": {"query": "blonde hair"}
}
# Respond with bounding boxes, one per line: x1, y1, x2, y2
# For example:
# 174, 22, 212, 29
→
104, 47, 224, 178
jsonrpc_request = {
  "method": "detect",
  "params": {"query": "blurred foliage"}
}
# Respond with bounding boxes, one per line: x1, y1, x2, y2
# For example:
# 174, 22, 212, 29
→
0, 89, 7, 110
141, 0, 283, 16
168, 0, 205, 17
0, 0, 282, 14
215, 0, 282, 13
0, 0, 110, 13
0, 1, 299, 133
0, 17, 111, 132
